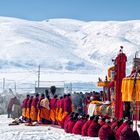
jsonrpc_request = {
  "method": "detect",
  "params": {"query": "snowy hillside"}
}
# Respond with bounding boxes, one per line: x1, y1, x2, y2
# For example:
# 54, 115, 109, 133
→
0, 17, 140, 83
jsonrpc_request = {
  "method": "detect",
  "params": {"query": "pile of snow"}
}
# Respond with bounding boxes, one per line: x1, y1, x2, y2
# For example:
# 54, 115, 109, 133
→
0, 17, 140, 84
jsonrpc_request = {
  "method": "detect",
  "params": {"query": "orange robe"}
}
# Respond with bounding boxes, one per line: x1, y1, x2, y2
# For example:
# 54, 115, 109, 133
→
25, 98, 33, 120
50, 98, 58, 123
22, 97, 29, 119
37, 97, 44, 122
40, 98, 50, 121
30, 97, 39, 122
58, 98, 64, 122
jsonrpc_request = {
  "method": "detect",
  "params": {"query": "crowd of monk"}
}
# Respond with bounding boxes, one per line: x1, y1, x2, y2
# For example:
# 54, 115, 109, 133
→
21, 90, 139, 140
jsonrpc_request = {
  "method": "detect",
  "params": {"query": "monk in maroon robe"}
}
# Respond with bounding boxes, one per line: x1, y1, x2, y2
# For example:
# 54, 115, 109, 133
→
116, 120, 128, 140
21, 95, 30, 120
50, 95, 58, 124
37, 93, 45, 123
30, 93, 39, 122
25, 96, 33, 122
99, 117, 106, 127
72, 116, 86, 135
120, 121, 133, 140
82, 116, 94, 136
98, 120, 114, 140
67, 117, 77, 133
87, 116, 101, 137
57, 96, 64, 122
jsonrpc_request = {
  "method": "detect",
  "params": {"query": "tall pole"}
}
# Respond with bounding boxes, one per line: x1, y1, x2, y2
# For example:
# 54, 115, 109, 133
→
38, 65, 40, 88
14, 82, 16, 93
3, 78, 5, 92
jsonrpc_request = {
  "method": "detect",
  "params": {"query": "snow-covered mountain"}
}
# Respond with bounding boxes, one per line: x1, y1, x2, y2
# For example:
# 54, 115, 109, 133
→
0, 17, 140, 83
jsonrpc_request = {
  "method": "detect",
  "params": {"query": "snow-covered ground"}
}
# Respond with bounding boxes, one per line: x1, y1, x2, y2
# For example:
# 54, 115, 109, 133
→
0, 115, 140, 140
0, 115, 97, 140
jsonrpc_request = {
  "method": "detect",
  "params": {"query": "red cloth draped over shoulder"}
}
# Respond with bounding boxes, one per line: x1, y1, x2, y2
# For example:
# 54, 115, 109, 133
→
87, 121, 101, 137
98, 124, 114, 140
50, 98, 58, 122
116, 122, 127, 140
72, 120, 85, 135
21, 97, 29, 118
25, 98, 33, 119
67, 120, 76, 133
82, 120, 92, 136
64, 96, 72, 113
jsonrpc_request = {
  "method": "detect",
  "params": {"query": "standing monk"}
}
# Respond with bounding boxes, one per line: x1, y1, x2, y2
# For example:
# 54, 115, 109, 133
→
63, 94, 71, 119
50, 95, 58, 124
25, 96, 33, 122
40, 90, 51, 124
21, 95, 30, 121
30, 93, 39, 122
37, 93, 45, 123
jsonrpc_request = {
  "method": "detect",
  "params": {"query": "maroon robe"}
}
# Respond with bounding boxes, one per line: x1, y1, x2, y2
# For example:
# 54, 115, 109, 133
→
50, 98, 58, 123
67, 120, 77, 133
98, 124, 114, 140
22, 97, 29, 109
120, 125, 133, 140
111, 121, 118, 132
100, 120, 106, 127
72, 120, 85, 135
30, 97, 39, 121
116, 122, 127, 140
64, 96, 72, 113
82, 120, 92, 136
64, 115, 71, 130
87, 120, 101, 137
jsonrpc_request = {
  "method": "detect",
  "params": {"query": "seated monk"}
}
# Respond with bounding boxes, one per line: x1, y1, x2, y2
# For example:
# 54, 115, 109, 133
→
120, 120, 133, 140
82, 115, 94, 136
72, 115, 86, 135
99, 117, 106, 127
88, 116, 101, 137
115, 118, 128, 140
98, 119, 115, 140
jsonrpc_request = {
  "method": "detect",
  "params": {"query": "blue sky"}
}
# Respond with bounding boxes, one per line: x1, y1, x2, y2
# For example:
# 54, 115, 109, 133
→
0, 0, 140, 21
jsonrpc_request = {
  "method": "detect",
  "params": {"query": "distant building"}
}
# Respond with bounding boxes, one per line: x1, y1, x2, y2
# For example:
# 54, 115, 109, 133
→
35, 81, 64, 97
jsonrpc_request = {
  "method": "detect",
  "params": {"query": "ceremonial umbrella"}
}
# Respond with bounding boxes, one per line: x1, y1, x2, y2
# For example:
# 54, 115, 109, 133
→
114, 49, 127, 119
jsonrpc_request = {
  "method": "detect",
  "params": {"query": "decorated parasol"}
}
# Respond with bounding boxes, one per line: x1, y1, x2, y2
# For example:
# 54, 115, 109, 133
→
121, 51, 140, 130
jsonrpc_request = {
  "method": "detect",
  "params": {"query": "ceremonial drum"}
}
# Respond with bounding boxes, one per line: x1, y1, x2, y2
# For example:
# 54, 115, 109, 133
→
106, 105, 112, 116
93, 104, 112, 117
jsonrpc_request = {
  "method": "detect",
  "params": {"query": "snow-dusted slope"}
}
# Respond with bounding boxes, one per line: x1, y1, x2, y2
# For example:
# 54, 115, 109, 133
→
0, 17, 140, 82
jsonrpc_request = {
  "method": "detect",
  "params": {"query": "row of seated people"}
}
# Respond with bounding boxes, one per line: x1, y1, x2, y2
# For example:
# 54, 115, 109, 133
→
62, 113, 139, 140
